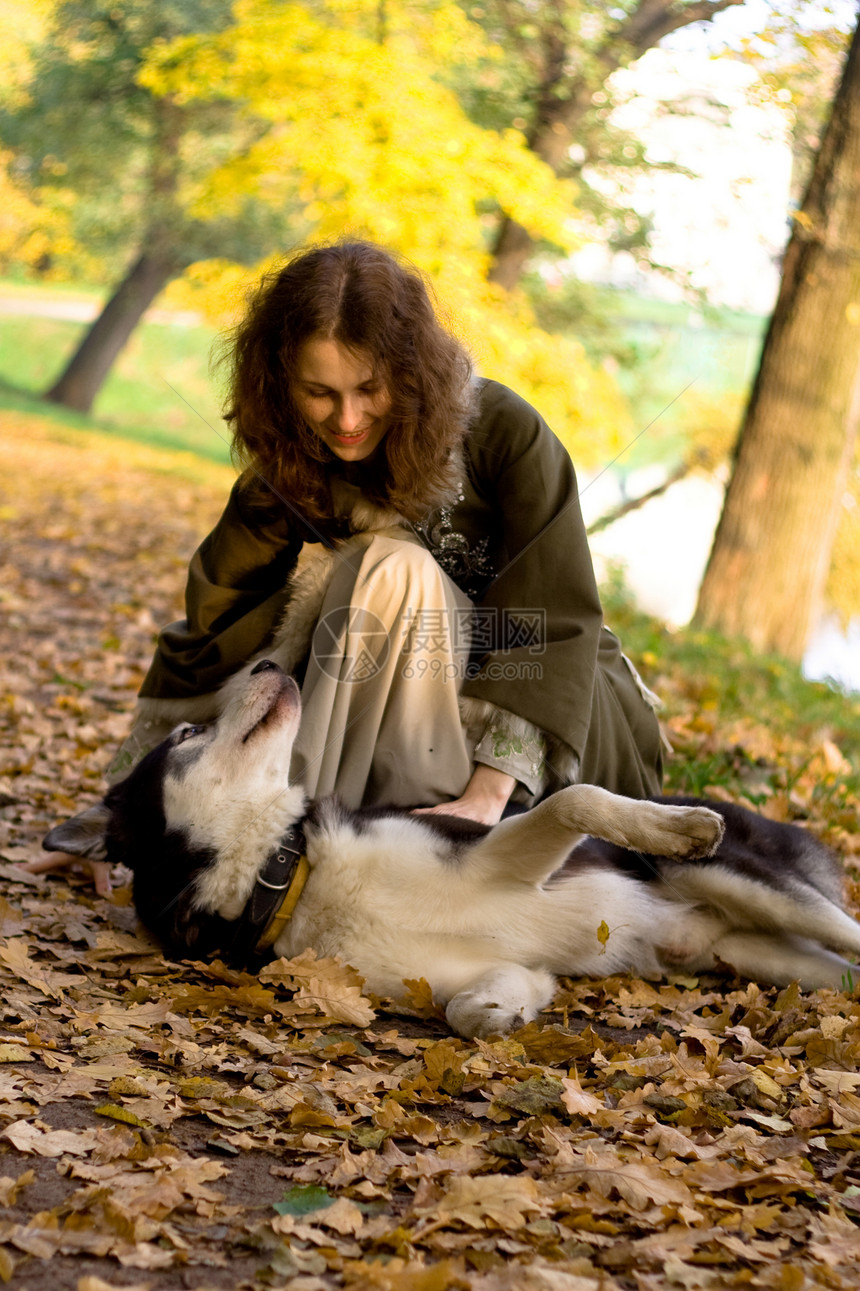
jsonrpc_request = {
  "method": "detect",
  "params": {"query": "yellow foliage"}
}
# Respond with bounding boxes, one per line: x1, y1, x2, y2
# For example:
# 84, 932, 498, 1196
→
0, 0, 54, 109
143, 0, 632, 459
141, 0, 575, 258
674, 386, 746, 470
0, 149, 74, 271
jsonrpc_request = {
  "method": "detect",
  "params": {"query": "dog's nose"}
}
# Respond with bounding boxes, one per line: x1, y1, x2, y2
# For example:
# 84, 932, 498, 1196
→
250, 659, 282, 675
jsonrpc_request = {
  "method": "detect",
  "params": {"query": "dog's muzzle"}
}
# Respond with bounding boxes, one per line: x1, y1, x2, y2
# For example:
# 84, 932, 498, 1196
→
228, 822, 309, 962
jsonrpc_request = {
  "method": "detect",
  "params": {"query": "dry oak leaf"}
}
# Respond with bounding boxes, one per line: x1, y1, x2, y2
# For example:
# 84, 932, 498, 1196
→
0, 1170, 35, 1204
312, 1197, 365, 1236
0, 897, 24, 937
514, 1022, 603, 1067
0, 1220, 173, 1264
807, 1206, 860, 1269
261, 951, 376, 1027
341, 1257, 465, 1291
0, 939, 66, 998
0, 1043, 34, 1063
643, 1123, 708, 1161
90, 1001, 175, 1031
830, 1089, 860, 1130
813, 1068, 860, 1096
415, 1173, 545, 1229
86, 929, 159, 960
680, 1023, 722, 1065
561, 1076, 611, 1121
1, 1120, 101, 1157
167, 981, 284, 1018
293, 975, 376, 1028
401, 976, 445, 1019
560, 1145, 695, 1211
515, 1273, 624, 1291
723, 1025, 769, 1058
420, 1040, 467, 1088
0, 1247, 14, 1284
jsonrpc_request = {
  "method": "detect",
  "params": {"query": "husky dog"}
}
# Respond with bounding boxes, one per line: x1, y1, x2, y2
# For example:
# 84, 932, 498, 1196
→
45, 661, 860, 1038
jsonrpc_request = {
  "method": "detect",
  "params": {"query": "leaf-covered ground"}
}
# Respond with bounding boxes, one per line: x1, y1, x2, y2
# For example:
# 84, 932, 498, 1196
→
1, 409, 860, 1291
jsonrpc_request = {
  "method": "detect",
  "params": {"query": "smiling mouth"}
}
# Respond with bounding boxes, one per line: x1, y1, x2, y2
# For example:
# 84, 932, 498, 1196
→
331, 427, 370, 441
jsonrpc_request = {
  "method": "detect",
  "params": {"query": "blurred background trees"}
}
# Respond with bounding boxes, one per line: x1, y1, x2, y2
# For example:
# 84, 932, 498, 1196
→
1, 0, 859, 669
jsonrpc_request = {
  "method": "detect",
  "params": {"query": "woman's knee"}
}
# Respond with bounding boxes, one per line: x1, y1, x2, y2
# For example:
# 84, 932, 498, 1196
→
362, 532, 454, 601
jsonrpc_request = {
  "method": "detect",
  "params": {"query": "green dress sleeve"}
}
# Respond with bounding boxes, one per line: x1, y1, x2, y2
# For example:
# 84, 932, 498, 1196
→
461, 381, 605, 766
139, 473, 302, 700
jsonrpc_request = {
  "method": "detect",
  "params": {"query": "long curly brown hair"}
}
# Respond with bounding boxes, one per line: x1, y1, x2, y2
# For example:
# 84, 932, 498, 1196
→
221, 242, 475, 531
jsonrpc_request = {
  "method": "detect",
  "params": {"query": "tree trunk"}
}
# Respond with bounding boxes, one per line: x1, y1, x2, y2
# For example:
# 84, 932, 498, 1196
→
488, 215, 540, 290
46, 250, 176, 414
694, 17, 860, 661
487, 0, 745, 289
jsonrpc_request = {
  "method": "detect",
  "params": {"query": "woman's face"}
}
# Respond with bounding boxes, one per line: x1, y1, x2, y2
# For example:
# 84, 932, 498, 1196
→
291, 336, 392, 462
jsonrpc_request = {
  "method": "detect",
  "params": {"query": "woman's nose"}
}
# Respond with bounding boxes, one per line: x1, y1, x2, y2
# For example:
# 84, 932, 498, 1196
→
335, 396, 363, 432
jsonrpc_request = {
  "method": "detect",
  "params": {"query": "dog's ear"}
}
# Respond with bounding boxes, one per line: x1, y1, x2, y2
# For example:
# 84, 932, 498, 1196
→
42, 803, 111, 862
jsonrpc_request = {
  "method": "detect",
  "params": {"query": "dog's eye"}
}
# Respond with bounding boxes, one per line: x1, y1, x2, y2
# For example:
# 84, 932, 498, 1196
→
177, 724, 207, 744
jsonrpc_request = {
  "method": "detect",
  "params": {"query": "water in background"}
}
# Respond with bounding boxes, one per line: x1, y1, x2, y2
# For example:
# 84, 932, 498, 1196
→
583, 469, 860, 696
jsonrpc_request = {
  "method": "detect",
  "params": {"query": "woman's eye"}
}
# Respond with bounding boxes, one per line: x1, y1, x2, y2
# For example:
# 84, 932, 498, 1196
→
178, 725, 206, 743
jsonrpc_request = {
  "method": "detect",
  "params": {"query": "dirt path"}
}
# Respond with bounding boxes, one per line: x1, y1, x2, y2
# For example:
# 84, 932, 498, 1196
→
0, 293, 201, 327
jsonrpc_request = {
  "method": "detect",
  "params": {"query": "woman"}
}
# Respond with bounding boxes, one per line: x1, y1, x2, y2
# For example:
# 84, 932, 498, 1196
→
35, 240, 663, 893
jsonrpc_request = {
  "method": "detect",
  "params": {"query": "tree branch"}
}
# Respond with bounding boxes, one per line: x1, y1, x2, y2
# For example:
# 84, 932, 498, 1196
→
610, 0, 747, 62
586, 460, 694, 536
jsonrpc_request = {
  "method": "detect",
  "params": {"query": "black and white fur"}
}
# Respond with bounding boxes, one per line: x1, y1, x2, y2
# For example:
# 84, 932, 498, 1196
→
46, 661, 860, 1038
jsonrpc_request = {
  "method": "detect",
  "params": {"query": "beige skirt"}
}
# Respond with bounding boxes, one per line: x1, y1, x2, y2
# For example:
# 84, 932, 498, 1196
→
289, 529, 477, 806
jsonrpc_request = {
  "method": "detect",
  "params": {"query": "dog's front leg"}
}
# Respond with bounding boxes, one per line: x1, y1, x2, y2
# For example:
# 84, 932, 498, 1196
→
554, 785, 725, 859
467, 785, 724, 886
445, 965, 557, 1039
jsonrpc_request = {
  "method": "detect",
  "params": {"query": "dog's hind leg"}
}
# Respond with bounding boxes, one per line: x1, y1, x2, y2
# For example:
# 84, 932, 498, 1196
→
444, 965, 557, 1039
467, 785, 724, 886
709, 931, 858, 992
667, 868, 860, 960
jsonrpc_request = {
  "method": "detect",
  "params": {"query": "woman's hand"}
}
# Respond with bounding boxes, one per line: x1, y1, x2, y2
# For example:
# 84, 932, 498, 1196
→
413, 764, 516, 827
15, 852, 114, 897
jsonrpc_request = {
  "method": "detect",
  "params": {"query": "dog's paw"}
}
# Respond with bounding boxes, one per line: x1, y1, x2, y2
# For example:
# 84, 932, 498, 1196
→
642, 803, 725, 861
445, 993, 526, 1040
444, 967, 555, 1040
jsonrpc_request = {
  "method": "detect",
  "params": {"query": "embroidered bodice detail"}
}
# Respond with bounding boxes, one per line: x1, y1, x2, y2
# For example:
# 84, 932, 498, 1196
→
415, 484, 494, 600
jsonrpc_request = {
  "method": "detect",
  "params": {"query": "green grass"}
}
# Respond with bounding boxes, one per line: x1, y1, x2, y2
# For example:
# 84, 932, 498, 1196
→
602, 571, 860, 819
0, 309, 231, 464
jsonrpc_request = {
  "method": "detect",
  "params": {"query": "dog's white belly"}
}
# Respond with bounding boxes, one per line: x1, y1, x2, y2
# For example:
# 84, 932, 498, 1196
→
276, 871, 548, 1001
273, 820, 690, 1002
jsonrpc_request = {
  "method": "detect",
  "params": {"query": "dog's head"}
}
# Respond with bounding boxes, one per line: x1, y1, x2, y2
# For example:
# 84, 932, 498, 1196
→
44, 660, 307, 957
